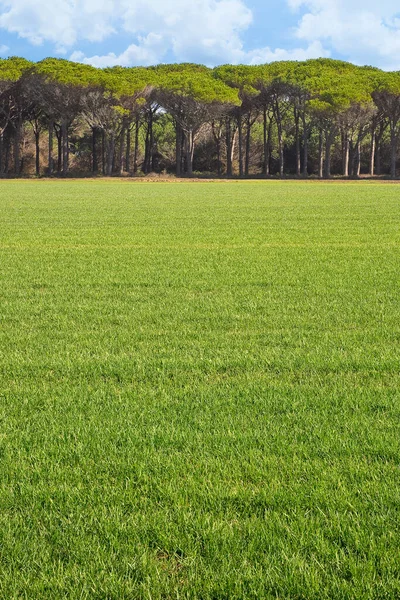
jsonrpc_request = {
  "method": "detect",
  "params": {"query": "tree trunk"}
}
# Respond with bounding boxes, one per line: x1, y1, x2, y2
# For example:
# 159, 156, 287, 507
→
263, 107, 268, 176
4, 132, 10, 174
324, 131, 333, 179
111, 145, 116, 174
149, 114, 154, 173
390, 126, 397, 179
185, 129, 193, 177
143, 124, 149, 173
143, 111, 153, 174
119, 126, 125, 175
35, 130, 40, 176
152, 138, 158, 172
67, 137, 70, 172
349, 144, 355, 178
278, 125, 284, 177
376, 140, 381, 176
295, 109, 301, 176
14, 114, 22, 175
211, 121, 222, 176
134, 118, 139, 175
92, 127, 98, 173
356, 140, 361, 178
273, 101, 284, 177
180, 129, 185, 175
126, 125, 131, 173
225, 117, 232, 177
0, 132, 3, 175
343, 135, 349, 177
57, 129, 62, 174
238, 114, 243, 177
375, 124, 385, 177
213, 123, 221, 176
245, 113, 251, 176
231, 129, 237, 172
62, 120, 68, 176
369, 126, 375, 176
106, 133, 115, 177
48, 121, 54, 175
344, 137, 350, 177
101, 130, 105, 175
318, 129, 324, 179
302, 115, 308, 177
175, 122, 182, 177
216, 137, 221, 175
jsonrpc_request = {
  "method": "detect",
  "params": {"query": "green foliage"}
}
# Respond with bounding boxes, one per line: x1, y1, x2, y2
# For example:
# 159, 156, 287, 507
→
373, 71, 400, 95
34, 57, 100, 87
102, 66, 158, 97
213, 64, 260, 97
4, 56, 400, 114
0, 56, 33, 82
157, 64, 240, 105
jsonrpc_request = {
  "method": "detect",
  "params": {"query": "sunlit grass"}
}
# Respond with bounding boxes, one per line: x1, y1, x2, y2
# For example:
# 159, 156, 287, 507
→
0, 180, 399, 599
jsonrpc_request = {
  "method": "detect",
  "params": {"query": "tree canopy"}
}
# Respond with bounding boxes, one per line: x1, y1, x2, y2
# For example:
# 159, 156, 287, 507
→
0, 56, 400, 178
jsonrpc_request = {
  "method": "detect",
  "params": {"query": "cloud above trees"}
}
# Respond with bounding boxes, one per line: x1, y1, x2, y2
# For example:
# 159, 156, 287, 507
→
0, 0, 400, 68
288, 0, 400, 69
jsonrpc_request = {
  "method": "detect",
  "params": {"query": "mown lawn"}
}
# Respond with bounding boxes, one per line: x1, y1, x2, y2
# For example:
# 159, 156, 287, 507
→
0, 180, 399, 599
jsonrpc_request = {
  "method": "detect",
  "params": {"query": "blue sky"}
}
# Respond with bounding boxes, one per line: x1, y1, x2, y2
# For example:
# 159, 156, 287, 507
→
0, 0, 400, 70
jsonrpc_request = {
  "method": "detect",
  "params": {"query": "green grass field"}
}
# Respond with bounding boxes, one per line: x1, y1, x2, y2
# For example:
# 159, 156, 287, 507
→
0, 180, 399, 599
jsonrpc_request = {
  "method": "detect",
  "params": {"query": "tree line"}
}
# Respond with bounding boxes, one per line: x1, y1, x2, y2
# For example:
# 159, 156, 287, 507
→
1, 56, 400, 178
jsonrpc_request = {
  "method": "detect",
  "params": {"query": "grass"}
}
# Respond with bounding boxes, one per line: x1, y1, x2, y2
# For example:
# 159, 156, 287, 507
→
0, 179, 399, 599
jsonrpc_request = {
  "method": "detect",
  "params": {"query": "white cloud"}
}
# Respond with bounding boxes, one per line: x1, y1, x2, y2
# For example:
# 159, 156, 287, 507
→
0, 0, 329, 66
4, 0, 397, 68
245, 40, 329, 65
76, 40, 327, 69
288, 0, 400, 69
0, 43, 8, 54
0, 0, 252, 63
0, 0, 115, 50
74, 33, 168, 68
